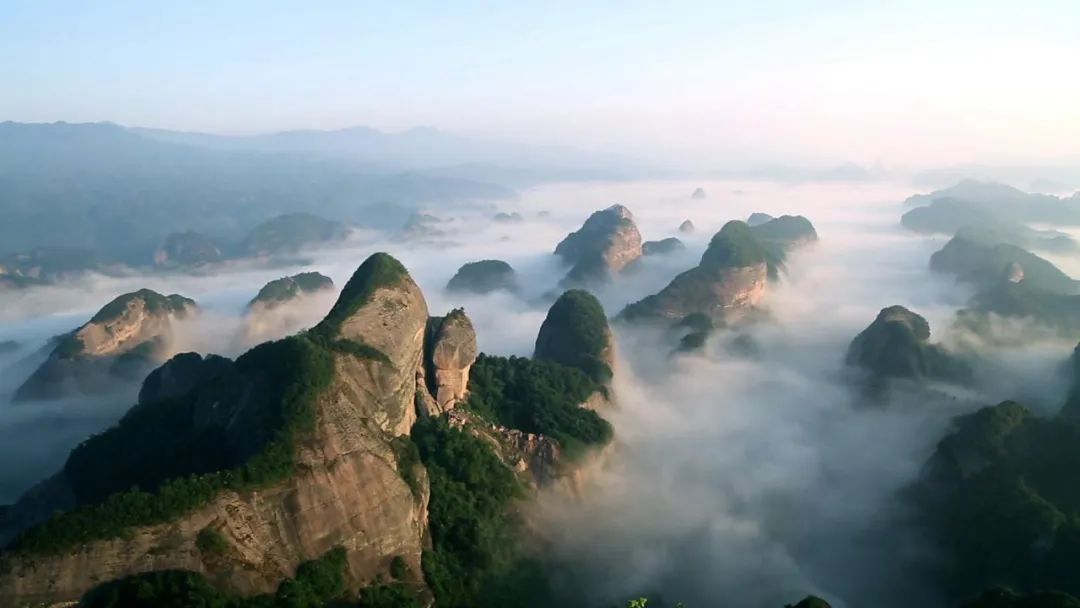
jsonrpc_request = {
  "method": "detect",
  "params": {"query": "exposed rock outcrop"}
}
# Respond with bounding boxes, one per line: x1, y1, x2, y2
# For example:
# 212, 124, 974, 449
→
535, 290, 615, 386
13, 289, 196, 401
642, 237, 685, 256
620, 221, 767, 323
845, 305, 971, 384
554, 205, 642, 285
424, 309, 479, 413
153, 231, 223, 268
0, 253, 429, 606
446, 259, 518, 294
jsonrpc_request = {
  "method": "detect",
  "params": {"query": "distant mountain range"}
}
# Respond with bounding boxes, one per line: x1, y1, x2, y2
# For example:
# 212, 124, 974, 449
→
131, 123, 651, 183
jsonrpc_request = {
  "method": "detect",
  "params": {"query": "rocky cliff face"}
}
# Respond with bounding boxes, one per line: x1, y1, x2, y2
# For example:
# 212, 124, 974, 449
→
555, 205, 642, 285
620, 221, 767, 323
14, 289, 196, 401
845, 305, 971, 384
0, 254, 430, 606
424, 309, 479, 413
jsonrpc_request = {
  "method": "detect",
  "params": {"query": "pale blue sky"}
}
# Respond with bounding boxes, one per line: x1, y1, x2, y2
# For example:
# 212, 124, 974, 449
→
2, 1, 1078, 166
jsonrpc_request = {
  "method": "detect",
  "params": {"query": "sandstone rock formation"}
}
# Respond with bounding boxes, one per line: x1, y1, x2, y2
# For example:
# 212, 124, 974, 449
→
446, 259, 518, 294
248, 272, 334, 311
642, 237, 685, 256
620, 221, 767, 324
424, 309, 478, 413
0, 254, 429, 605
14, 289, 196, 401
153, 231, 223, 268
845, 305, 971, 383
535, 289, 614, 385
678, 219, 695, 233
0, 253, 614, 607
554, 204, 642, 286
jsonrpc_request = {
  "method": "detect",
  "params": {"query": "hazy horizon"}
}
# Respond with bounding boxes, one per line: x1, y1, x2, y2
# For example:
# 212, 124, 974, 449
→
4, 2, 1079, 171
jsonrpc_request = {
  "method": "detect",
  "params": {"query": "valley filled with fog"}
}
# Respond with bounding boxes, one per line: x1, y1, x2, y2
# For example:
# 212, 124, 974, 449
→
3, 177, 1075, 607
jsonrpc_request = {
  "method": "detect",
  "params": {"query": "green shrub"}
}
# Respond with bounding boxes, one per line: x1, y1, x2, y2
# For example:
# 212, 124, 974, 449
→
12, 335, 335, 555
196, 527, 230, 556
359, 582, 420, 608
412, 417, 521, 608
80, 546, 348, 608
313, 253, 407, 339
466, 354, 612, 457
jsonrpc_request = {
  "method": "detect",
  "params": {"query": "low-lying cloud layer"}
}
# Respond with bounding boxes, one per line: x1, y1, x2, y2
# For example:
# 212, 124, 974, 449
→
0, 179, 1073, 606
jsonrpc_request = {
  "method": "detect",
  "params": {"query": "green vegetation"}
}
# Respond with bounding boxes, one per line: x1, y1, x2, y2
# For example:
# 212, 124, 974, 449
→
446, 259, 518, 294
250, 272, 333, 308
390, 436, 424, 499
80, 546, 349, 608
53, 331, 85, 359
917, 401, 1080, 598
157, 230, 224, 267
359, 582, 422, 608
846, 305, 972, 383
240, 212, 349, 256
307, 334, 392, 366
748, 215, 817, 280
930, 236, 1077, 294
196, 526, 230, 556
700, 221, 765, 268
642, 237, 684, 256
964, 281, 1080, 337
12, 335, 335, 555
389, 556, 409, 581
749, 215, 817, 243
91, 288, 195, 324
314, 253, 408, 339
534, 289, 613, 384
466, 354, 612, 457
411, 417, 522, 608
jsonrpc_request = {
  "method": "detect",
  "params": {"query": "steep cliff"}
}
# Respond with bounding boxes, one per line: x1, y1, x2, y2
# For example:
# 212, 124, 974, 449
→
0, 253, 430, 606
555, 205, 642, 286
424, 308, 479, 413
14, 289, 196, 401
620, 220, 767, 323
